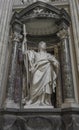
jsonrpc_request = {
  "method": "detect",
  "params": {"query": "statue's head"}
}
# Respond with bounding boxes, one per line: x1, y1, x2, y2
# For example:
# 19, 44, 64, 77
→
38, 41, 46, 51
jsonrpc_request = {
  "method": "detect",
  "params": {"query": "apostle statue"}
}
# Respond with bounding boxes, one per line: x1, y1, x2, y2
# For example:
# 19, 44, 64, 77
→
22, 39, 59, 108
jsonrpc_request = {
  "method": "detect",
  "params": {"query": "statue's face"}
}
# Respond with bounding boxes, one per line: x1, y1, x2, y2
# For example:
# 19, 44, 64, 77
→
38, 41, 46, 51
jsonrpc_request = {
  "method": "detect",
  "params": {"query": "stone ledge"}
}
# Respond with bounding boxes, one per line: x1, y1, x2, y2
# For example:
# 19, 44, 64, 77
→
0, 107, 79, 116
0, 108, 61, 116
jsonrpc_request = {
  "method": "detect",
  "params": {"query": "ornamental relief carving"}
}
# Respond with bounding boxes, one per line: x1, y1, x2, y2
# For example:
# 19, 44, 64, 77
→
22, 7, 60, 21
3, 116, 61, 130
62, 115, 79, 130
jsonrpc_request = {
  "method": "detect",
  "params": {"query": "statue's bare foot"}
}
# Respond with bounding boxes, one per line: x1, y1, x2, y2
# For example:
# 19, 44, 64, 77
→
26, 100, 33, 105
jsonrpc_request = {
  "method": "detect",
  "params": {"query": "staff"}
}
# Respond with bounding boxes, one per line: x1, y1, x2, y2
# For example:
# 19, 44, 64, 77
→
22, 24, 29, 98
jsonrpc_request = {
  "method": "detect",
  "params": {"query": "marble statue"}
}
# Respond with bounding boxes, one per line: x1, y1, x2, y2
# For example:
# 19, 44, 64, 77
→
22, 41, 59, 108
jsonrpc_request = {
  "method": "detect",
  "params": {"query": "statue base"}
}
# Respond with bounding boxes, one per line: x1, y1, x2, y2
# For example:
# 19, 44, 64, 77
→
24, 104, 54, 109
24, 99, 54, 109
0, 108, 79, 130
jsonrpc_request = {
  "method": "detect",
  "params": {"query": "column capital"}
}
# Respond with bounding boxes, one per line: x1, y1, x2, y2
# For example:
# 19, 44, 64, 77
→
13, 31, 22, 43
57, 29, 68, 40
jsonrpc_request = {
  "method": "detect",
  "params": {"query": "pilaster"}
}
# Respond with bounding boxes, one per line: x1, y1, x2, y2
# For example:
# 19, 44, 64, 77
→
0, 0, 14, 107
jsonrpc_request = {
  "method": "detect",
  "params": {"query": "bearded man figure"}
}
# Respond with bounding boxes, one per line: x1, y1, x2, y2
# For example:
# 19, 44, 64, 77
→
22, 41, 59, 108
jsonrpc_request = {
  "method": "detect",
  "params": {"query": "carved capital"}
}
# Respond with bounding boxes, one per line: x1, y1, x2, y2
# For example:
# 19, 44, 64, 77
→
57, 29, 68, 40
13, 32, 22, 43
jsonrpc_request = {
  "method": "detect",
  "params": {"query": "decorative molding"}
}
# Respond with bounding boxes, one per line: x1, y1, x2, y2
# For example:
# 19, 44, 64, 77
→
22, 7, 60, 20
3, 115, 61, 130
62, 115, 79, 130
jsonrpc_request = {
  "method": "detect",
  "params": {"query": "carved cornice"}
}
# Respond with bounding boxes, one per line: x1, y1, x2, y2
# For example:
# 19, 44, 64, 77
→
12, 1, 70, 24
13, 0, 68, 7
11, 1, 70, 47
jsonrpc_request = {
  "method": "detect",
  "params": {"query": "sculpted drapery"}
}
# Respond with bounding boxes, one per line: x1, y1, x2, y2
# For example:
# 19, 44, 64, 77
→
22, 41, 59, 107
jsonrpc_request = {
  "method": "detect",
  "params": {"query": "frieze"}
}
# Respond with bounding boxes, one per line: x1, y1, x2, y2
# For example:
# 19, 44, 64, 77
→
22, 7, 60, 21
3, 115, 61, 130
62, 115, 79, 130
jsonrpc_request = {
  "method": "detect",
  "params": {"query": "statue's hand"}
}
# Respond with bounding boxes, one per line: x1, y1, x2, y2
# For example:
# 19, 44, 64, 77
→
48, 55, 59, 68
48, 58, 55, 64
54, 62, 59, 68
29, 65, 35, 72
56, 62, 60, 68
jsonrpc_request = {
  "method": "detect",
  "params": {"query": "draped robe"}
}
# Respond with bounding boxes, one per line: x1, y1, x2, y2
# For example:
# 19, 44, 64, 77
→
24, 50, 59, 105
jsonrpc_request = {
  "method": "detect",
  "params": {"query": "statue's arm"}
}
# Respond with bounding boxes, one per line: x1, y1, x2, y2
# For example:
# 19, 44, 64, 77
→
22, 41, 37, 71
48, 54, 59, 68
52, 56, 59, 68
22, 41, 26, 55
27, 50, 37, 71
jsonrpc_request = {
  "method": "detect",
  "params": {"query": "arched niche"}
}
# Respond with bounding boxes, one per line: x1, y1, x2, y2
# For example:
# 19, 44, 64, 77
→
5, 1, 72, 109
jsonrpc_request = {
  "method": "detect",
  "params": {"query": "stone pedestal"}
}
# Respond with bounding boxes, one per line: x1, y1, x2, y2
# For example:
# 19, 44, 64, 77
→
0, 108, 79, 130
0, 108, 62, 130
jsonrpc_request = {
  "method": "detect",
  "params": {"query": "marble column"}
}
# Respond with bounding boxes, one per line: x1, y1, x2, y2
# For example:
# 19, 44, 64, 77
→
54, 46, 62, 108
58, 29, 78, 108
5, 22, 22, 109
5, 32, 19, 108
0, 0, 14, 107
69, 0, 79, 104
69, 0, 79, 71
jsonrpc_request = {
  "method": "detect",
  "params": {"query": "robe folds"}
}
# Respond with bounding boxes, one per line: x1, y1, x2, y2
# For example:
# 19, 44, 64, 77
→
24, 50, 59, 102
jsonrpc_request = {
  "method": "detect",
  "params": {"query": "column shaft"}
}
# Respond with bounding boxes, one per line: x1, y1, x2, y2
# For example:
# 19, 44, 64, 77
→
5, 33, 20, 109
61, 36, 75, 102
8, 41, 18, 100
5, 21, 23, 108
69, 0, 79, 70
0, 0, 14, 107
